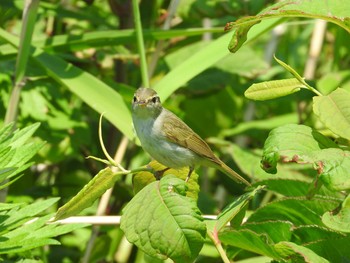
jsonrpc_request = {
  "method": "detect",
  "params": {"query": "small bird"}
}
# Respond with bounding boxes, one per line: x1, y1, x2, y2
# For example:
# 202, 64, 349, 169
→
131, 88, 250, 186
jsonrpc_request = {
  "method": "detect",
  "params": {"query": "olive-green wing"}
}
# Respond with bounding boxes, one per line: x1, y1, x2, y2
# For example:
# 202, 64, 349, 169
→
162, 109, 220, 164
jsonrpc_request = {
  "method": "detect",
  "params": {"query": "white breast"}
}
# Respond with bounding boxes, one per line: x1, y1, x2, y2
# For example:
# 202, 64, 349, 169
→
132, 110, 198, 168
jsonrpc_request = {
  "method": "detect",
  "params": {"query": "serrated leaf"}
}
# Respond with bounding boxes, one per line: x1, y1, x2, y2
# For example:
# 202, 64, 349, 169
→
121, 175, 206, 262
9, 123, 41, 148
0, 123, 14, 145
242, 221, 293, 243
0, 198, 60, 231
313, 88, 350, 140
275, 241, 329, 263
220, 228, 283, 259
292, 225, 346, 244
133, 160, 199, 200
322, 194, 350, 233
247, 197, 338, 226
313, 148, 350, 191
261, 124, 350, 191
245, 78, 304, 101
55, 167, 118, 221
261, 124, 338, 174
305, 236, 350, 262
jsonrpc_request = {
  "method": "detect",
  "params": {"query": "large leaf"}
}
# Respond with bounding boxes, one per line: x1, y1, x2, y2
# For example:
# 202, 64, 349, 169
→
261, 124, 350, 191
247, 197, 339, 226
120, 175, 206, 263
226, 0, 350, 52
313, 88, 350, 140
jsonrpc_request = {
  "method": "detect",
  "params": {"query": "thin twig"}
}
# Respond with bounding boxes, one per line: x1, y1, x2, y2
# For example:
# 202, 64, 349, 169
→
304, 19, 327, 80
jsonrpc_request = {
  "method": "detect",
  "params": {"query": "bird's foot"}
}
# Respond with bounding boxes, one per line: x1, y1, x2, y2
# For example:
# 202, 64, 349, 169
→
153, 167, 170, 180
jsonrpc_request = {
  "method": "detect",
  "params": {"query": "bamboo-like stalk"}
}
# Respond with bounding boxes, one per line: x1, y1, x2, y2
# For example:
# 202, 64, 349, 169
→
132, 0, 150, 89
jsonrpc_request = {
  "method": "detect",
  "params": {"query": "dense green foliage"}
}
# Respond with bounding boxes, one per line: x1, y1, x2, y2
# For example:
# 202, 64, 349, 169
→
0, 0, 350, 262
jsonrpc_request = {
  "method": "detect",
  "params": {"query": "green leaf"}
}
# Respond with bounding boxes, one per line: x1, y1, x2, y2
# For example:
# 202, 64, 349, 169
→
154, 18, 281, 101
55, 167, 118, 221
261, 124, 350, 191
245, 78, 304, 101
214, 186, 265, 232
314, 148, 350, 191
261, 124, 338, 174
133, 160, 199, 200
242, 221, 293, 243
229, 144, 309, 182
0, 198, 59, 233
226, 0, 350, 52
220, 228, 283, 260
13, 0, 39, 84
120, 175, 206, 262
322, 194, 350, 233
305, 236, 350, 262
0, 28, 134, 140
292, 225, 346, 244
313, 88, 350, 140
275, 241, 329, 263
0, 28, 223, 57
247, 197, 338, 226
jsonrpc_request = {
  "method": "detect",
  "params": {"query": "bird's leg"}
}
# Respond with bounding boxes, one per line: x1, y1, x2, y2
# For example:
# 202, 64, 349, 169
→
154, 167, 170, 180
185, 166, 194, 183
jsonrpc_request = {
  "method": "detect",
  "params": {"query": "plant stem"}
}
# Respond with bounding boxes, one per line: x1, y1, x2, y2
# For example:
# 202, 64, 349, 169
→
132, 0, 150, 88
207, 230, 232, 263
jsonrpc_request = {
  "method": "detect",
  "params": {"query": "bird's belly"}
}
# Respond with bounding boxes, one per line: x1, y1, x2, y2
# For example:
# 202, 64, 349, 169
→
144, 138, 198, 168
134, 117, 198, 168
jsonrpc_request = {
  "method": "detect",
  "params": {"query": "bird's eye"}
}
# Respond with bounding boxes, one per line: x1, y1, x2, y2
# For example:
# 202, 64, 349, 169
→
133, 96, 137, 103
151, 96, 159, 103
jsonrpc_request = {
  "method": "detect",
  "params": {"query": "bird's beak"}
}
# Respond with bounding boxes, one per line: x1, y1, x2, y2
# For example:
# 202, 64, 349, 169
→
138, 101, 147, 108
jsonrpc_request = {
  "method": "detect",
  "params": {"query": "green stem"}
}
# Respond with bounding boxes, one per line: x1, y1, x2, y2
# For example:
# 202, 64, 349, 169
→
303, 81, 323, 96
132, 0, 150, 88
207, 230, 231, 263
4, 0, 39, 125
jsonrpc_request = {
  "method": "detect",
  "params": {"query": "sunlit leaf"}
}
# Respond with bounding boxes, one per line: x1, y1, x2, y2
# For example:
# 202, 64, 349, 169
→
322, 194, 350, 233
245, 78, 304, 101
313, 88, 350, 140
55, 168, 118, 221
133, 160, 199, 200
121, 175, 206, 263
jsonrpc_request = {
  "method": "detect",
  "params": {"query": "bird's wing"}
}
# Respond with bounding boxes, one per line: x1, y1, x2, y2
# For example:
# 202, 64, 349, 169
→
161, 109, 220, 164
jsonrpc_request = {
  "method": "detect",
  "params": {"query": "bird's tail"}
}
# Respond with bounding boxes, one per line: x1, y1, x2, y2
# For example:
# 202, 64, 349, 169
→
217, 160, 251, 186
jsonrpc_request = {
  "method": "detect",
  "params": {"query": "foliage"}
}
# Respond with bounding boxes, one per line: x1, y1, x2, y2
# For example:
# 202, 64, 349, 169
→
0, 123, 85, 260
0, 0, 349, 262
